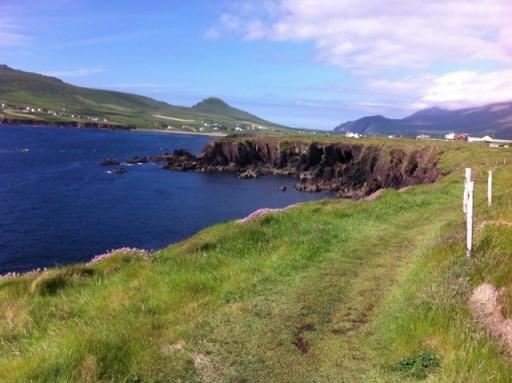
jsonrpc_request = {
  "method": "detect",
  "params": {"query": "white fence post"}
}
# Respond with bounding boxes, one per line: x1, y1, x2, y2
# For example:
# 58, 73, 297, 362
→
463, 168, 472, 214
466, 181, 474, 258
488, 170, 493, 207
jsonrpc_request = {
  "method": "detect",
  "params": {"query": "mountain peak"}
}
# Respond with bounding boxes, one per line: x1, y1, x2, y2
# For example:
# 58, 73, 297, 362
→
405, 106, 449, 120
193, 97, 229, 110
0, 64, 13, 71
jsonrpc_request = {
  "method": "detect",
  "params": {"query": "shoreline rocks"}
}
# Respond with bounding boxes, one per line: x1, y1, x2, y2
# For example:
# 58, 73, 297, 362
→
113, 167, 127, 174
99, 158, 120, 166
162, 139, 443, 199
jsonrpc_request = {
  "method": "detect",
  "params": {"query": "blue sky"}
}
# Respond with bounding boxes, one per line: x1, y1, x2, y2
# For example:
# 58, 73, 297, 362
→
1, 1, 511, 129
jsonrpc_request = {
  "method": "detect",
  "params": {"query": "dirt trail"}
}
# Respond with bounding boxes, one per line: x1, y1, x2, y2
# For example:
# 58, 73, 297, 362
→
469, 283, 512, 353
478, 220, 512, 230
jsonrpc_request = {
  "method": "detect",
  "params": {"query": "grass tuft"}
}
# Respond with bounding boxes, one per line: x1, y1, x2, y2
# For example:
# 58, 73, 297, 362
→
29, 266, 95, 295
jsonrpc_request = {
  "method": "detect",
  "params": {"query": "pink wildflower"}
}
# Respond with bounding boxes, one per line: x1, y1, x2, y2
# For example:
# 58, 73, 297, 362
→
236, 202, 301, 224
88, 247, 150, 265
0, 268, 46, 281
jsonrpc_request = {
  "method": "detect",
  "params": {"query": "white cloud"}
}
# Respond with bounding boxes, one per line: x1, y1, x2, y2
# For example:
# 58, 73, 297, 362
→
209, 1, 512, 115
368, 69, 512, 110
44, 68, 105, 78
212, 0, 512, 71
416, 69, 512, 109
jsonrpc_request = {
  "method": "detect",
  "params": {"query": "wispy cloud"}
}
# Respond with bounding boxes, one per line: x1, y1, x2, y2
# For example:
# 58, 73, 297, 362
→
204, 28, 221, 40
44, 68, 105, 77
208, 0, 512, 118
0, 16, 29, 47
55, 30, 164, 49
103, 82, 180, 90
91, 82, 183, 96
210, 0, 512, 72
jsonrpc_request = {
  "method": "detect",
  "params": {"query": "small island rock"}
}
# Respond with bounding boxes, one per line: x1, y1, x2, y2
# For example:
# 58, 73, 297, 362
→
99, 158, 120, 166
113, 167, 127, 174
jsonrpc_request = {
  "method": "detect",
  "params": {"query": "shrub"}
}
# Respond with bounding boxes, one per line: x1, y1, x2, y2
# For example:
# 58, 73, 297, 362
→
390, 352, 440, 380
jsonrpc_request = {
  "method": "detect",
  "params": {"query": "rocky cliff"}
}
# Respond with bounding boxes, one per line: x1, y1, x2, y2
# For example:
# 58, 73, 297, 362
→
164, 139, 442, 199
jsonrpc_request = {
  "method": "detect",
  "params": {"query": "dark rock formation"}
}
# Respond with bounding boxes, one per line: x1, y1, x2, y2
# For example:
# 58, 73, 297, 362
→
123, 153, 172, 165
164, 139, 443, 199
164, 150, 198, 171
99, 158, 120, 166
113, 167, 127, 174
126, 156, 149, 165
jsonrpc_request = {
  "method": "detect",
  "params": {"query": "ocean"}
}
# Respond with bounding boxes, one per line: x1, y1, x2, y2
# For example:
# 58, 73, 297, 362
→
0, 124, 330, 273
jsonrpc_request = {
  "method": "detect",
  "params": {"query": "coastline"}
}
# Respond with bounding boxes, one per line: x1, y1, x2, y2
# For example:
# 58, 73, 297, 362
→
0, 121, 228, 137
0, 202, 306, 278
132, 128, 228, 137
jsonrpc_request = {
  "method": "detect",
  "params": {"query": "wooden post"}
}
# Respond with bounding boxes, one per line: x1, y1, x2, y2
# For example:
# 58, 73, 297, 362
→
466, 181, 474, 258
488, 170, 493, 207
463, 168, 472, 213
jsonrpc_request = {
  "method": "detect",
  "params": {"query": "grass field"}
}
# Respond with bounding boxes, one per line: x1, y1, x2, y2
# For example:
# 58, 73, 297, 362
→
1, 139, 512, 382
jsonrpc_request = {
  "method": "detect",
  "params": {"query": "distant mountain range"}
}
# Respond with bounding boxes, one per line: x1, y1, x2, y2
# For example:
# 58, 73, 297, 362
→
0, 65, 293, 133
334, 103, 512, 139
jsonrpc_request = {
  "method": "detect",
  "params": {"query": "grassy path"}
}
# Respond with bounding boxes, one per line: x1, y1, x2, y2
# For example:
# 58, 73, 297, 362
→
190, 188, 459, 382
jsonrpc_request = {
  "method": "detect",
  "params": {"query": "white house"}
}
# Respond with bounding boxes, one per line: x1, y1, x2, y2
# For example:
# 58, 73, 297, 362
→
468, 135, 512, 145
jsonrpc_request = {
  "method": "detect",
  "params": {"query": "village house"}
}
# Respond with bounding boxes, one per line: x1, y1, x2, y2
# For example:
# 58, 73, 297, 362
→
345, 131, 362, 138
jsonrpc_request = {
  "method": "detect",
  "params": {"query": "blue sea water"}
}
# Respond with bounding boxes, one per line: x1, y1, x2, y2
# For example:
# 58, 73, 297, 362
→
0, 124, 330, 273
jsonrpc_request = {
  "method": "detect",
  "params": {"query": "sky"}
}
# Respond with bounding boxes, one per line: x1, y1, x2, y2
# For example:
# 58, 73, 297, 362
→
0, 0, 511, 129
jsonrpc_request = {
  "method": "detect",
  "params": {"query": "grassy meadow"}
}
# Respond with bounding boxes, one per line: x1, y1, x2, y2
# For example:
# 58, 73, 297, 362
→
1, 139, 512, 382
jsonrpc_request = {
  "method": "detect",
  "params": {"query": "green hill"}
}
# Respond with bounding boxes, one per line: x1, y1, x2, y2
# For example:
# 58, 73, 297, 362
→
0, 65, 294, 134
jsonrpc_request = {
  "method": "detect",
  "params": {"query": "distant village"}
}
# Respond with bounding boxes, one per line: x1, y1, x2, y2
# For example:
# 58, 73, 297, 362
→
343, 130, 512, 147
0, 102, 108, 124
165, 121, 273, 133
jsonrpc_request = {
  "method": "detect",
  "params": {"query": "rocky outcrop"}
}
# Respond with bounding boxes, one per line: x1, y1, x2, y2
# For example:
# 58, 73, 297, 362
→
113, 167, 127, 174
164, 139, 443, 199
99, 158, 120, 166
125, 153, 172, 165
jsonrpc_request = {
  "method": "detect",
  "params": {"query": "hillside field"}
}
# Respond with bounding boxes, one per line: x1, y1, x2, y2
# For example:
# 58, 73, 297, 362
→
0, 65, 299, 135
